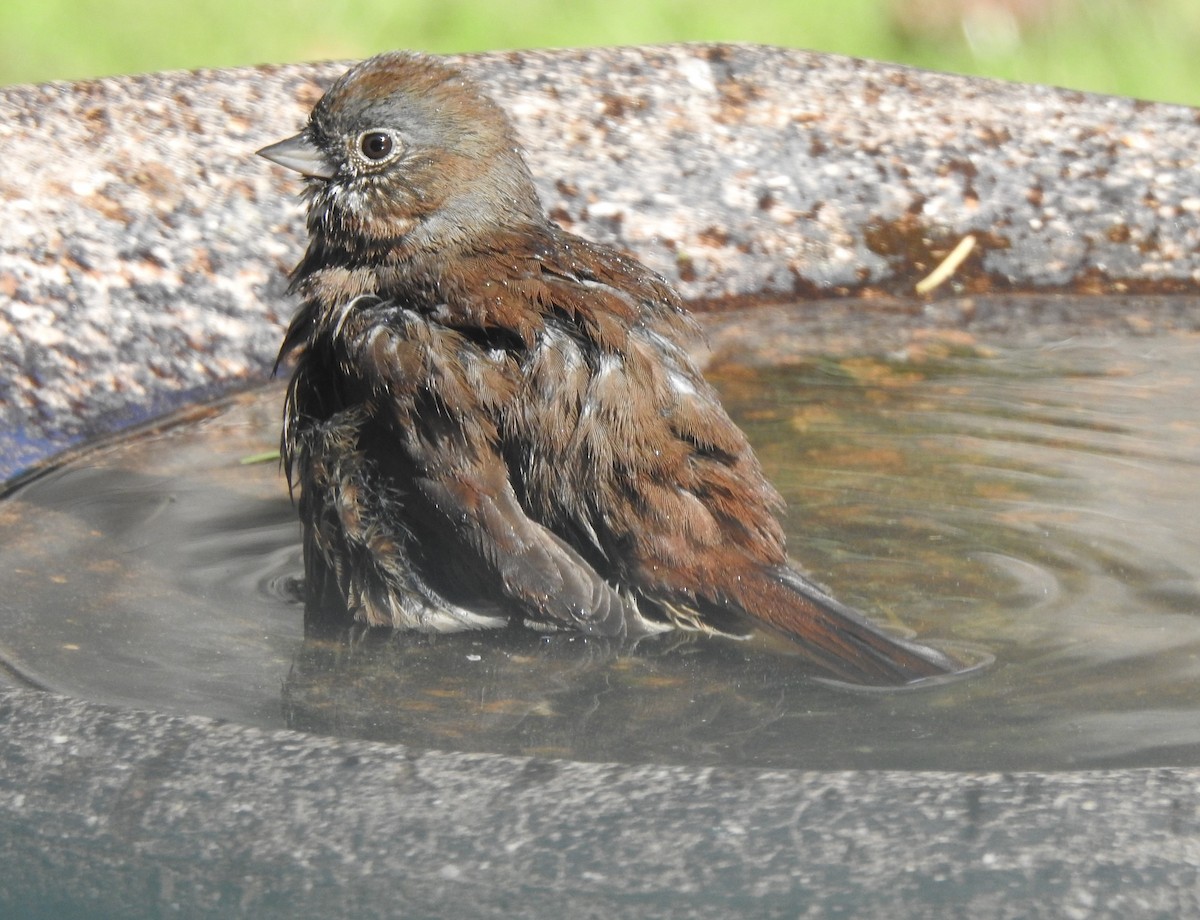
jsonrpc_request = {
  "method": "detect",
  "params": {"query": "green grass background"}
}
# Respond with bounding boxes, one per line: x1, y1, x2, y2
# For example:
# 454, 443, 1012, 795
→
2, 0, 1198, 105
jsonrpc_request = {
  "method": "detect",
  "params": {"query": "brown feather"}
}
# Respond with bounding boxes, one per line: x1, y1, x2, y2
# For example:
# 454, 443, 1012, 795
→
262, 50, 962, 683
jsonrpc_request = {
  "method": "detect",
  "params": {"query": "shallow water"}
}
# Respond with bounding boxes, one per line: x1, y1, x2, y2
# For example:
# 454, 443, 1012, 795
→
2, 305, 1199, 771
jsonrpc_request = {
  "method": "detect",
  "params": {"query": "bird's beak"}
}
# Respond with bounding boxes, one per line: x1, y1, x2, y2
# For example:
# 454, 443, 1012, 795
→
257, 133, 336, 179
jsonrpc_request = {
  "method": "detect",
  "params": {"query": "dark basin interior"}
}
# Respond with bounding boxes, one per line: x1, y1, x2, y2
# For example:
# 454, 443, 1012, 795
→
3, 294, 1197, 775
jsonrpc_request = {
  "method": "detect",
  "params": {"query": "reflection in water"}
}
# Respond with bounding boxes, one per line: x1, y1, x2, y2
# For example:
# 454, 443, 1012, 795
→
1, 304, 1199, 770
281, 626, 986, 768
284, 629, 768, 761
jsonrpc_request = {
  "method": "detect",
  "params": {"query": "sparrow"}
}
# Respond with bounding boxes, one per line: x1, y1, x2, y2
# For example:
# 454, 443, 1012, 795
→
259, 51, 957, 684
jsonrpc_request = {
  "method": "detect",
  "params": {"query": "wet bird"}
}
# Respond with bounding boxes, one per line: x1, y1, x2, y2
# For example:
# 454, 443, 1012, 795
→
259, 51, 957, 684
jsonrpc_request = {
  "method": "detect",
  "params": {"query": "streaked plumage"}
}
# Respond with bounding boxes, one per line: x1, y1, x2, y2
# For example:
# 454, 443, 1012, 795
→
260, 51, 957, 684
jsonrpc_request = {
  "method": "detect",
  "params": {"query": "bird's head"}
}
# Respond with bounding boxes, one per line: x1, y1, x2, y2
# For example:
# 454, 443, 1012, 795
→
259, 51, 543, 258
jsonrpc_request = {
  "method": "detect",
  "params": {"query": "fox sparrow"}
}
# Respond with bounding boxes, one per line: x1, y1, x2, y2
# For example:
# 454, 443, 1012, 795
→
259, 51, 956, 684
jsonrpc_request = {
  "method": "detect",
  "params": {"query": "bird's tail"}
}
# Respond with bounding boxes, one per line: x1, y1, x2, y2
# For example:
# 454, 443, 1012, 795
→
733, 565, 959, 685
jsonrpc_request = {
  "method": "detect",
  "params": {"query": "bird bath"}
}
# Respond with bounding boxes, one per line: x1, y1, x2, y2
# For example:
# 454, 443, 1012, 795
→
1, 46, 1199, 918
4, 294, 1199, 773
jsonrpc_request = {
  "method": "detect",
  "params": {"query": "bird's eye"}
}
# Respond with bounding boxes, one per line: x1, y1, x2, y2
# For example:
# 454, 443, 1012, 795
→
359, 131, 396, 161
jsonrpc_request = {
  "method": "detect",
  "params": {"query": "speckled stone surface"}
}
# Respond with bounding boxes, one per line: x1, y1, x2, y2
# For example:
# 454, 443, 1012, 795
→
2, 43, 1199, 477
2, 44, 1200, 918
1, 685, 1198, 919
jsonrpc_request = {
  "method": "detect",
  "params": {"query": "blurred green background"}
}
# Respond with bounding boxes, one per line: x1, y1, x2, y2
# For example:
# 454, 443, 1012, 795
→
2, 0, 1197, 105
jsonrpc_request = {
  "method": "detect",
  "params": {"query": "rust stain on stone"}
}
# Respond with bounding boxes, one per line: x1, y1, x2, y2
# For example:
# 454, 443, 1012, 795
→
697, 226, 730, 248
864, 215, 1010, 294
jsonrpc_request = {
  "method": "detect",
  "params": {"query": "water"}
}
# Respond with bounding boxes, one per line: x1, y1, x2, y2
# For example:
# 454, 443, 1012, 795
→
2, 298, 1198, 771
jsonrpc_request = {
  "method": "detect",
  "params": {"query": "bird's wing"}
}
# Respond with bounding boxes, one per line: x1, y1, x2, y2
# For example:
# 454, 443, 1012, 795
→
413, 458, 658, 638
342, 299, 662, 639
